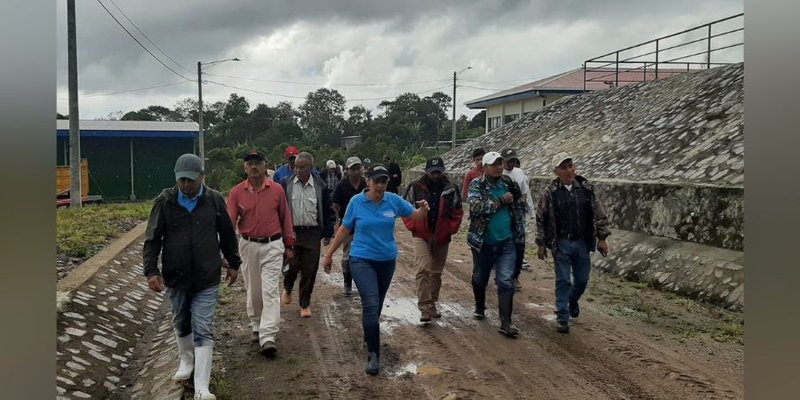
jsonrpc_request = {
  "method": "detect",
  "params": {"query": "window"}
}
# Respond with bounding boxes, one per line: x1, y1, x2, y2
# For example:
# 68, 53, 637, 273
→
504, 114, 520, 124
488, 116, 502, 132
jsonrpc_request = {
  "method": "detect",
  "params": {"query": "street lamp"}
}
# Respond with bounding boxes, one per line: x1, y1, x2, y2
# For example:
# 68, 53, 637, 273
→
197, 57, 240, 165
452, 66, 472, 150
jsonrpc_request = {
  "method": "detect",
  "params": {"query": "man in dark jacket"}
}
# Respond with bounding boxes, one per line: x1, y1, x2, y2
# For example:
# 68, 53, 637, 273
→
383, 154, 402, 194
403, 157, 464, 322
143, 153, 242, 400
279, 151, 335, 318
536, 152, 611, 334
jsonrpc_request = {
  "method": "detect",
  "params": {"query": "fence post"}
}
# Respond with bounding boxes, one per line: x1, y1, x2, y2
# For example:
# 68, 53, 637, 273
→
707, 24, 712, 69
615, 52, 619, 87
583, 63, 587, 92
655, 40, 659, 79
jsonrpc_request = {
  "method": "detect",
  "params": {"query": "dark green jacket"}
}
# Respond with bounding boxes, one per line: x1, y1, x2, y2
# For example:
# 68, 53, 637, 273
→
143, 185, 242, 292
535, 175, 611, 252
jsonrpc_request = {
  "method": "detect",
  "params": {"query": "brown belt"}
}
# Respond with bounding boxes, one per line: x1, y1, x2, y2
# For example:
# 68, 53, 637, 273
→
241, 233, 282, 243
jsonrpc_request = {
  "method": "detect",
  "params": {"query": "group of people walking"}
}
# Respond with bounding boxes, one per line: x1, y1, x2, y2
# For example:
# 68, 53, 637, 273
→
142, 144, 610, 397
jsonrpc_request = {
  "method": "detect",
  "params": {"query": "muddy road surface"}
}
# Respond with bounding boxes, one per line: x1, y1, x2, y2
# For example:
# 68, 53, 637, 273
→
211, 222, 743, 399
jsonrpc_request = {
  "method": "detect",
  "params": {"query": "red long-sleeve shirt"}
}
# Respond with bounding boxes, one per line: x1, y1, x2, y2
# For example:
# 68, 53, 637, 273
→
462, 166, 483, 199
227, 178, 296, 247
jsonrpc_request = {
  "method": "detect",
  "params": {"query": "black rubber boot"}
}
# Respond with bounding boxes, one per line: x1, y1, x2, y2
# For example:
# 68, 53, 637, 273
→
365, 352, 380, 375
472, 284, 486, 320
498, 290, 519, 338
342, 259, 353, 296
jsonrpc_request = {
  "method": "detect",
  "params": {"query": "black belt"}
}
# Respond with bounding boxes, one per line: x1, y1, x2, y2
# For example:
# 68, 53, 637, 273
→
241, 233, 282, 243
294, 225, 319, 231
557, 233, 584, 240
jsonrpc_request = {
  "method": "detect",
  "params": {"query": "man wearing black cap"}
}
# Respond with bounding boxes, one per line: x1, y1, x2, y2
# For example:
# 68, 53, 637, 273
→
143, 153, 242, 399
402, 157, 464, 322
536, 152, 610, 334
382, 154, 402, 194
227, 149, 296, 357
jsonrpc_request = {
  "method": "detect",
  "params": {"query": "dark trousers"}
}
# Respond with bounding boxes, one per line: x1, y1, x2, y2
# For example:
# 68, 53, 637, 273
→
349, 257, 396, 356
283, 229, 322, 308
512, 243, 525, 282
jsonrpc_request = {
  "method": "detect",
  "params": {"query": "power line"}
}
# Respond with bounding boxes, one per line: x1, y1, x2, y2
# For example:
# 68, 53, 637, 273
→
106, 0, 192, 74
95, 0, 193, 81
57, 81, 193, 101
202, 72, 450, 87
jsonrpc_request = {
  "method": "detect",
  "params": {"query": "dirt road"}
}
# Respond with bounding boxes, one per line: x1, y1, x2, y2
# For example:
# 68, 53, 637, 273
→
211, 222, 743, 399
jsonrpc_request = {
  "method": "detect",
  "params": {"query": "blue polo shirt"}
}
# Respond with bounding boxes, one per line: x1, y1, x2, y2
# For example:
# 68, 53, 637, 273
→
177, 185, 205, 213
342, 191, 415, 261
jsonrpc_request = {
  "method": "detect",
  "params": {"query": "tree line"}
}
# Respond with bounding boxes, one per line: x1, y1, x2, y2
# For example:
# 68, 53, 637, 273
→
59, 88, 486, 191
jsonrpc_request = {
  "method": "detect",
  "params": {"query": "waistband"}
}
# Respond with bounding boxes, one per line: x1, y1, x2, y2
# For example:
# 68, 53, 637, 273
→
241, 233, 282, 243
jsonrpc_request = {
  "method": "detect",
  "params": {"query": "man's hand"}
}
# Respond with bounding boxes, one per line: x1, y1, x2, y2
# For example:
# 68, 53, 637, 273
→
537, 245, 548, 260
597, 239, 609, 257
225, 268, 238, 286
322, 254, 333, 274
147, 275, 165, 293
415, 200, 430, 211
501, 192, 514, 204
322, 237, 331, 246
284, 248, 295, 266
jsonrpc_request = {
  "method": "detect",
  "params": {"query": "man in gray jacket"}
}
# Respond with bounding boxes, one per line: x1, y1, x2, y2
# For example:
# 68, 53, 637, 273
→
279, 152, 335, 317
143, 153, 242, 400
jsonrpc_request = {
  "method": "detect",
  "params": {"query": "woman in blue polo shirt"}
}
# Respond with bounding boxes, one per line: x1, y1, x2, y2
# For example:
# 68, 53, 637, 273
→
323, 164, 429, 375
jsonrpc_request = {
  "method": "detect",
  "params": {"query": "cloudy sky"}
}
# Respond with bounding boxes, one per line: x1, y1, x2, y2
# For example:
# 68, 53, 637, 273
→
56, 0, 743, 120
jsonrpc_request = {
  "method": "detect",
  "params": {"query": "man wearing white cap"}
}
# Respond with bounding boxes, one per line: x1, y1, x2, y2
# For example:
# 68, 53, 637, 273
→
535, 152, 610, 334
323, 159, 342, 197
143, 153, 242, 399
466, 151, 527, 338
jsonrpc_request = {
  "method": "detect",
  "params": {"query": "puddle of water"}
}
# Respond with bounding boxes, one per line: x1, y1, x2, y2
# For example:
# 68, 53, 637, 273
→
392, 363, 445, 377
380, 297, 421, 331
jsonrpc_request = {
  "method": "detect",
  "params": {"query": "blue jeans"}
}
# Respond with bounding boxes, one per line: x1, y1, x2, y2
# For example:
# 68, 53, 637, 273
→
471, 238, 517, 295
554, 239, 591, 323
349, 257, 396, 356
167, 285, 220, 347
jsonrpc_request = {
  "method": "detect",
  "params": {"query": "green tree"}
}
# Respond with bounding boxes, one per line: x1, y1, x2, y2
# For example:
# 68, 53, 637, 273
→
299, 88, 346, 147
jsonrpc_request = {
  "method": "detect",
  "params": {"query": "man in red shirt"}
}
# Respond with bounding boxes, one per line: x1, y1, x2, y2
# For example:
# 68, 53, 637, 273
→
227, 149, 296, 357
462, 147, 485, 200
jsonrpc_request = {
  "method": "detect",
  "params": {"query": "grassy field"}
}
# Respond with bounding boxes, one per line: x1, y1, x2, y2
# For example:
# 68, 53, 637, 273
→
56, 202, 151, 257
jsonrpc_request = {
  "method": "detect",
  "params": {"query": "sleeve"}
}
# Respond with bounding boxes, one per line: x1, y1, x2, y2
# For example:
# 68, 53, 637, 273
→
461, 172, 471, 199
276, 186, 296, 247
142, 198, 166, 278
535, 188, 551, 247
321, 185, 335, 238
448, 188, 464, 235
468, 178, 501, 217
215, 194, 242, 269
341, 196, 357, 230
592, 189, 611, 240
226, 185, 239, 232
331, 182, 345, 206
401, 183, 417, 231
394, 193, 416, 218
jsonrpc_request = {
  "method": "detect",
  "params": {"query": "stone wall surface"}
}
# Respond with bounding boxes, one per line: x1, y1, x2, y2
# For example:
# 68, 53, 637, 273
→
411, 64, 744, 310
56, 238, 184, 400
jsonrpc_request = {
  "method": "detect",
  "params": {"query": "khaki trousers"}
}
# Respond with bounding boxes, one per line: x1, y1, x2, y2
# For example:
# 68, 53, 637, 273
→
239, 237, 284, 346
413, 237, 450, 312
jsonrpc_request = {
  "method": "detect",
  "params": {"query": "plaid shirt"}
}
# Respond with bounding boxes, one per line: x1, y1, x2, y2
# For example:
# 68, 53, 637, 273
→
466, 174, 526, 251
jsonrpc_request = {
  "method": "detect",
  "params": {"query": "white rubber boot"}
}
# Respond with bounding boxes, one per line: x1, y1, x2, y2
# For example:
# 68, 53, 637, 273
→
193, 345, 216, 400
172, 333, 194, 381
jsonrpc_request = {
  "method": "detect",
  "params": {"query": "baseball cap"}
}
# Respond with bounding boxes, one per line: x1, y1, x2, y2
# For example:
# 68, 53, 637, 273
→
284, 146, 299, 158
367, 164, 390, 180
501, 148, 518, 161
243, 149, 265, 161
482, 151, 503, 166
345, 156, 362, 168
551, 152, 573, 169
326, 160, 336, 169
174, 153, 204, 181
425, 157, 445, 173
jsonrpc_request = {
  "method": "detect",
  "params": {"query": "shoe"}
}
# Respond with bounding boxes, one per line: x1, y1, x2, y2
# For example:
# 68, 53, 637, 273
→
193, 345, 216, 399
365, 352, 380, 375
173, 333, 194, 381
343, 285, 353, 296
473, 310, 486, 320
432, 309, 442, 319
260, 340, 277, 357
251, 331, 259, 343
556, 321, 570, 334
419, 310, 432, 323
300, 307, 312, 318
499, 323, 520, 338
473, 286, 486, 320
281, 290, 292, 305
569, 300, 580, 319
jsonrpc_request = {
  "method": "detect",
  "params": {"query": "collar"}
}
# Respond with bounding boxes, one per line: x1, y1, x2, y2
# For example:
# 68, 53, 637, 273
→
178, 185, 205, 200
245, 178, 272, 191
293, 175, 315, 187
359, 189, 386, 204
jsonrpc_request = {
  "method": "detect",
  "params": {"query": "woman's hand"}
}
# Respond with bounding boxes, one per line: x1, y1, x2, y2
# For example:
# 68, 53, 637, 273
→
323, 253, 333, 274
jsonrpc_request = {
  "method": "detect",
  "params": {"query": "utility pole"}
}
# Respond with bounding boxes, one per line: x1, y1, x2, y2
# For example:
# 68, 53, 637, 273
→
452, 66, 471, 150
197, 61, 204, 166
451, 71, 456, 150
67, 0, 82, 208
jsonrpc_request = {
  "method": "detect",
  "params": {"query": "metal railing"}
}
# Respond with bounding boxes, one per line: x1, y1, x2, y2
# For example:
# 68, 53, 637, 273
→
583, 13, 743, 91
